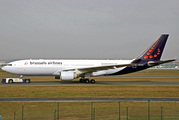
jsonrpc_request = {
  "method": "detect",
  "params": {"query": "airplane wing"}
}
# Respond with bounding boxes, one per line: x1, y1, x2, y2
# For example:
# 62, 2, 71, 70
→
148, 59, 176, 66
60, 63, 135, 75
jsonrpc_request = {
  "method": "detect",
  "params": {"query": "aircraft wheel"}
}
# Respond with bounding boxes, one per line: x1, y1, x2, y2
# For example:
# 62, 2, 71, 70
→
90, 79, 95, 83
25, 79, 30, 83
8, 79, 13, 83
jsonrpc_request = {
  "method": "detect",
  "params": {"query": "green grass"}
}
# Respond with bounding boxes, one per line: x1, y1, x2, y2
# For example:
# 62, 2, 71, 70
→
0, 101, 179, 120
0, 86, 179, 98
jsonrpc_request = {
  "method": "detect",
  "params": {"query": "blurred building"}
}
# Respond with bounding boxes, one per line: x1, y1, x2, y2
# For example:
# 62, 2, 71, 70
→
150, 61, 179, 69
0, 61, 6, 67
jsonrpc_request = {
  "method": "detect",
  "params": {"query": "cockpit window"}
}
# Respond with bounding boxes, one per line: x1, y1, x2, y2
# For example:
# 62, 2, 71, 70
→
2, 64, 12, 66
7, 64, 12, 66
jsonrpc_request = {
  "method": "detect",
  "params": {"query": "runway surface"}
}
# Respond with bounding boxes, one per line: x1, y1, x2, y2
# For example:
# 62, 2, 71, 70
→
1, 81, 179, 86
2, 75, 179, 78
0, 97, 179, 102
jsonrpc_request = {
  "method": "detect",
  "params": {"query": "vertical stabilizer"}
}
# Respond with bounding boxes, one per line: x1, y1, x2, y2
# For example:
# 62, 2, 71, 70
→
137, 34, 169, 61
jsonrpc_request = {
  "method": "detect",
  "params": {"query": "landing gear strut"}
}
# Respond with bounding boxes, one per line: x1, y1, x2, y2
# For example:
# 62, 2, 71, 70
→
79, 78, 95, 83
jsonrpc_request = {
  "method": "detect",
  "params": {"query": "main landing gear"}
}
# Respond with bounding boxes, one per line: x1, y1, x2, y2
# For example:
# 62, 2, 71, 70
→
79, 78, 95, 83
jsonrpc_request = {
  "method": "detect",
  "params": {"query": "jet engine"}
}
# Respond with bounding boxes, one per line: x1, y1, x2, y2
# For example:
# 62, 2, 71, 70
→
147, 61, 155, 66
55, 71, 78, 80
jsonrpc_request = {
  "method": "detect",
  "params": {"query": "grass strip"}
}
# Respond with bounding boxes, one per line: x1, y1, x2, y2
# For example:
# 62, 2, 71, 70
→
0, 86, 179, 98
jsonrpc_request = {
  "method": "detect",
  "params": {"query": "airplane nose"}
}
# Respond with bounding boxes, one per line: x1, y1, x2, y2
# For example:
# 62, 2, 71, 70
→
2, 67, 6, 72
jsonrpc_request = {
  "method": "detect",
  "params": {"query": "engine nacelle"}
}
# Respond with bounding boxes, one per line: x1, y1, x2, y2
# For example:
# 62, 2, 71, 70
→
147, 61, 155, 66
60, 71, 78, 80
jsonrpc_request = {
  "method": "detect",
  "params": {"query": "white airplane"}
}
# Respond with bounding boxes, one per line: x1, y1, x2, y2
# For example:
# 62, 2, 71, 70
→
2, 34, 175, 83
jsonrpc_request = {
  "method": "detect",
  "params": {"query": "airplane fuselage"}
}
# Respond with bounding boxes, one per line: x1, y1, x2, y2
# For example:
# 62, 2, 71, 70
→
2, 59, 133, 76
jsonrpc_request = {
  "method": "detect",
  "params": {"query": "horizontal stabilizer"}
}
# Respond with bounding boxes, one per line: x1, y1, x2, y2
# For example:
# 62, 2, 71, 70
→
148, 59, 176, 66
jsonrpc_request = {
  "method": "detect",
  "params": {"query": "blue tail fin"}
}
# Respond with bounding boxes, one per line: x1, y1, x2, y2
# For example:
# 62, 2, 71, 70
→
111, 34, 174, 75
137, 34, 169, 61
